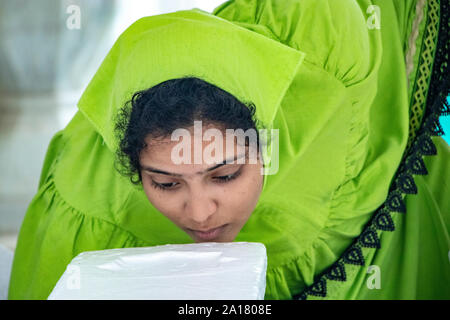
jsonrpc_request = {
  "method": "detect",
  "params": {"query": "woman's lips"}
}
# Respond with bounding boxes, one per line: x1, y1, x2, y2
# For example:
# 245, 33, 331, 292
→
189, 224, 228, 241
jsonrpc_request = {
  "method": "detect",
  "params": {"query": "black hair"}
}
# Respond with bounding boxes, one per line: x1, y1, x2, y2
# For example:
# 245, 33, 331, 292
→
114, 76, 262, 185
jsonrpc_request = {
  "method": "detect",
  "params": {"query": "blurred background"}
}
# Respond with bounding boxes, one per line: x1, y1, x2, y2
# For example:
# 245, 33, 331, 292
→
0, 0, 449, 297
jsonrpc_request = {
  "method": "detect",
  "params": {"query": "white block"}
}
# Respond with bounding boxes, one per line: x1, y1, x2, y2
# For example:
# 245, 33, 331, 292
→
48, 242, 267, 300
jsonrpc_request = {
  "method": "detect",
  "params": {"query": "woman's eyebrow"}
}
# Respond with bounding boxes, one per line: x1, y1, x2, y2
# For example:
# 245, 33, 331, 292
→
141, 153, 246, 177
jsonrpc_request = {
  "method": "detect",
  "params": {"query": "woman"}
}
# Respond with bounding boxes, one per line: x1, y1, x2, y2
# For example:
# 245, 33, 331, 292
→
115, 77, 267, 243
8, 0, 449, 299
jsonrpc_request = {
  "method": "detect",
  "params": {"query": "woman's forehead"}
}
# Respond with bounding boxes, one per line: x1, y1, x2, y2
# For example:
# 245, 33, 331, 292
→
140, 135, 248, 172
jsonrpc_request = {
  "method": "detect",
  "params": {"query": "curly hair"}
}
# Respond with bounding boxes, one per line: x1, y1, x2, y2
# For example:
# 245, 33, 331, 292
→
114, 76, 261, 185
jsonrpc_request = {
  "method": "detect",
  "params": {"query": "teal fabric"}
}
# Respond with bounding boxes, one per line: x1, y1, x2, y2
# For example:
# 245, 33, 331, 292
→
441, 97, 450, 145
8, 0, 450, 299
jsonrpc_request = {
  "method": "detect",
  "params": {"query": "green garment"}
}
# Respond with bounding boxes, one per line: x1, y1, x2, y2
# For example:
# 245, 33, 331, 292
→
8, 0, 450, 299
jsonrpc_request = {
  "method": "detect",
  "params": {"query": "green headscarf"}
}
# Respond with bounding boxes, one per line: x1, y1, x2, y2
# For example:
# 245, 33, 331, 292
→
77, 8, 305, 193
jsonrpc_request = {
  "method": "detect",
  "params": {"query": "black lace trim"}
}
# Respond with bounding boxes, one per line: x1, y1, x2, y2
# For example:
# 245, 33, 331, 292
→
293, 0, 449, 300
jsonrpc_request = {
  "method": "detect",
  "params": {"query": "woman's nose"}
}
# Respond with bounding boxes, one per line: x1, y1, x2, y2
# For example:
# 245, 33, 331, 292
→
185, 190, 218, 225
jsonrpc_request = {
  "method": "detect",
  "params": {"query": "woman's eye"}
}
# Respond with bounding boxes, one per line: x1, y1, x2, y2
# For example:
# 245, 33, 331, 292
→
150, 168, 242, 191
213, 169, 242, 183
214, 174, 234, 182
151, 181, 178, 191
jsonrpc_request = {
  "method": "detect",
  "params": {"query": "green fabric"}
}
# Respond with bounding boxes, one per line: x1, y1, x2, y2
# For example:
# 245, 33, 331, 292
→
8, 0, 450, 300
307, 136, 450, 299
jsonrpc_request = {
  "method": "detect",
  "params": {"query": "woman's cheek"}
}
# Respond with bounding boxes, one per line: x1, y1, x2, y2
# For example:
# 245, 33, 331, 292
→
142, 184, 175, 216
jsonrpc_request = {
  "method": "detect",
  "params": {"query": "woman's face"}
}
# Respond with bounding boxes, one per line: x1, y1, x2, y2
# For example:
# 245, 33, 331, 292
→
139, 124, 264, 243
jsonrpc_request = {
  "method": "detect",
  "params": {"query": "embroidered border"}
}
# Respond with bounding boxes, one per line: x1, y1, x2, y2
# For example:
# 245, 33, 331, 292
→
407, 0, 440, 151
293, 0, 449, 300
